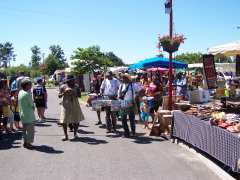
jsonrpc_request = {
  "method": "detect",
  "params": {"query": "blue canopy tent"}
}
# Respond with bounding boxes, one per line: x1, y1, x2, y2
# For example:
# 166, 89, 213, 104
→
129, 56, 187, 70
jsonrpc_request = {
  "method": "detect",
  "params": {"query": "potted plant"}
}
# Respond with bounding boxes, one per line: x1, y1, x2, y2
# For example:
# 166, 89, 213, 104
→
158, 34, 186, 53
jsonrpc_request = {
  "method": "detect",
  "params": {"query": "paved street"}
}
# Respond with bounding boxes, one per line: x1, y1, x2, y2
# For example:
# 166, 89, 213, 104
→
0, 89, 221, 180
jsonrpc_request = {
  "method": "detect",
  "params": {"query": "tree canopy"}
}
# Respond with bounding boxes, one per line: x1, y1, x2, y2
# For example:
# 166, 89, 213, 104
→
49, 45, 67, 68
0, 42, 16, 68
30, 45, 42, 69
43, 45, 67, 75
44, 54, 59, 75
175, 52, 203, 64
71, 45, 124, 74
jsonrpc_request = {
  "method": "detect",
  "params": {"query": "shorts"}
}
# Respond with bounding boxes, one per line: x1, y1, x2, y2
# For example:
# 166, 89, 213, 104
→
140, 112, 149, 122
35, 100, 46, 108
14, 112, 21, 122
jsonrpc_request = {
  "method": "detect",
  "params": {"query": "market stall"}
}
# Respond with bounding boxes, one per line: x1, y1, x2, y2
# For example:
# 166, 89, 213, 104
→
172, 109, 240, 173
129, 56, 187, 71
169, 45, 240, 174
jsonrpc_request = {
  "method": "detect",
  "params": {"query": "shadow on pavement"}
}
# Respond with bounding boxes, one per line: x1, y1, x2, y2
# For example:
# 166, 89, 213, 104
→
34, 123, 52, 127
131, 136, 166, 144
78, 129, 95, 134
70, 137, 108, 145
79, 124, 89, 128
98, 124, 122, 130
106, 133, 122, 138
45, 118, 60, 123
33, 145, 64, 154
0, 132, 22, 150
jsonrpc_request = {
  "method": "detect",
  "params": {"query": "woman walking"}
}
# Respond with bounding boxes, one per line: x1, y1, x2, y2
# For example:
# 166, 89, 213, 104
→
59, 75, 84, 141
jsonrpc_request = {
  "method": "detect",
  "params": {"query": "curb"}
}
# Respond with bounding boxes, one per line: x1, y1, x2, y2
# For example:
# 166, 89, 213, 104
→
175, 141, 236, 180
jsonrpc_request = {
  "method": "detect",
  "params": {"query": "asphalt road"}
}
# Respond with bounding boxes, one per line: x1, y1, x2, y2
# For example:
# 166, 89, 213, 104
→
0, 89, 221, 180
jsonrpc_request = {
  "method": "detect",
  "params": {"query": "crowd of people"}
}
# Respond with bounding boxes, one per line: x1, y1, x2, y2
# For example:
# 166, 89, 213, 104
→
0, 72, 48, 149
0, 69, 196, 148
88, 70, 165, 137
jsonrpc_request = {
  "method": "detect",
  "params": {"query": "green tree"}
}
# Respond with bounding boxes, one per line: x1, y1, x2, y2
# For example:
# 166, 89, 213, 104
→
105, 52, 125, 66
0, 42, 16, 68
71, 45, 106, 74
175, 52, 203, 64
49, 45, 67, 68
44, 54, 59, 75
30, 45, 41, 69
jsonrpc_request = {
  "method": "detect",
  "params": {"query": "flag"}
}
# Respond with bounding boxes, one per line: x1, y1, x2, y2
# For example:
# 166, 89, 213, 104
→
165, 0, 172, 14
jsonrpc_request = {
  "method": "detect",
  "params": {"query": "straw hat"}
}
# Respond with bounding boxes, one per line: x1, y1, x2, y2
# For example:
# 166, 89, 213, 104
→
122, 73, 132, 82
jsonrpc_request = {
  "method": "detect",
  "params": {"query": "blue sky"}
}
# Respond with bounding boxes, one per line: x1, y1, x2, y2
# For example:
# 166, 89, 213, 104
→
0, 0, 239, 66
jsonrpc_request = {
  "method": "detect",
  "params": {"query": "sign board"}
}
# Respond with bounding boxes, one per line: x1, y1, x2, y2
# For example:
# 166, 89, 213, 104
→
203, 54, 217, 89
236, 55, 240, 77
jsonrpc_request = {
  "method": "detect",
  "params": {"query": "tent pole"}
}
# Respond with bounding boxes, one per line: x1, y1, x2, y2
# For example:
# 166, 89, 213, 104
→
168, 0, 173, 110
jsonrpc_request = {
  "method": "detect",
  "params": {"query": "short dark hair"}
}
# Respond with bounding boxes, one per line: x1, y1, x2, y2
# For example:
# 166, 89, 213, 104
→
21, 80, 32, 90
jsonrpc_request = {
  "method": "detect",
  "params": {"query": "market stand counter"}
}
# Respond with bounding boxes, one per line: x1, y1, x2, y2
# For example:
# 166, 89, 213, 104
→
171, 111, 240, 173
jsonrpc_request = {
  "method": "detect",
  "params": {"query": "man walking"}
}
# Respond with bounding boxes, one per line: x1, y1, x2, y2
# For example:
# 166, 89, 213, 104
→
118, 74, 141, 137
100, 71, 120, 133
18, 79, 36, 149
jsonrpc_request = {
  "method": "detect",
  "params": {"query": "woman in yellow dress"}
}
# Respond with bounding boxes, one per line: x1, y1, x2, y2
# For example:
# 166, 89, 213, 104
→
59, 75, 84, 141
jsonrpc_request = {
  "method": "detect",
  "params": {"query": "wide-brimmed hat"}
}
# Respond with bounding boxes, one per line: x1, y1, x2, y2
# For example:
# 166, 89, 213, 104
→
121, 73, 132, 81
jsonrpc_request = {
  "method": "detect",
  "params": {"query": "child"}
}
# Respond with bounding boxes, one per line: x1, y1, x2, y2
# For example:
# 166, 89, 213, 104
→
11, 89, 21, 129
0, 80, 12, 133
140, 97, 150, 129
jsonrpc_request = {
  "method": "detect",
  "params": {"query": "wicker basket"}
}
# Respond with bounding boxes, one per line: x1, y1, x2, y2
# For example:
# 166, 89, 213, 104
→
162, 42, 180, 53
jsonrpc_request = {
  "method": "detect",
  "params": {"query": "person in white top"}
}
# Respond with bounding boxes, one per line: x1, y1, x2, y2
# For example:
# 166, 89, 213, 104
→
100, 71, 120, 133
118, 73, 141, 137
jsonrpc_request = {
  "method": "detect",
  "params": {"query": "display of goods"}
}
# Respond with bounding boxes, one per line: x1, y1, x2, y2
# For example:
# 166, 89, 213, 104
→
92, 100, 103, 111
211, 112, 226, 120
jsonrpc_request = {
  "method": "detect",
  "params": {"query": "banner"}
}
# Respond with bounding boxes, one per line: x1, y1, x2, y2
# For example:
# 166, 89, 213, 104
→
203, 54, 217, 89
165, 0, 171, 14
236, 55, 240, 77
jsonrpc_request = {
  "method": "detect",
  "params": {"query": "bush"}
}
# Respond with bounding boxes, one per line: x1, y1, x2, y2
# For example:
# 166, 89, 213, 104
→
1, 65, 42, 78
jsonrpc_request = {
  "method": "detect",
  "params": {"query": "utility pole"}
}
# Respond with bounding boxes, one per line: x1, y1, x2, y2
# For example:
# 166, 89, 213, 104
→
168, 0, 173, 110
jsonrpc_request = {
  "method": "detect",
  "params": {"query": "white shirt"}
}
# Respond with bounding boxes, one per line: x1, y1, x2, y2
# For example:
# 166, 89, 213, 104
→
118, 83, 142, 101
100, 78, 120, 96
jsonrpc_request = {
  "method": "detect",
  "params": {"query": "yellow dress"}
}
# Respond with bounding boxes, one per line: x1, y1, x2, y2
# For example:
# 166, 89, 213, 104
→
59, 84, 84, 124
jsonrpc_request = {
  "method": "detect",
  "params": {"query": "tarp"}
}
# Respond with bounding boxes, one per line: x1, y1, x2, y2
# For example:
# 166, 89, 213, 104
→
129, 56, 187, 70
146, 67, 169, 72
208, 41, 240, 56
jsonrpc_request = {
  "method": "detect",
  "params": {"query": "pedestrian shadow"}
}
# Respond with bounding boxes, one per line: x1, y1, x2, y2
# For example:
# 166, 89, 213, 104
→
106, 133, 122, 138
34, 123, 52, 127
45, 118, 60, 123
78, 129, 94, 134
70, 137, 108, 145
98, 124, 122, 130
131, 135, 166, 144
0, 132, 22, 150
33, 145, 64, 154
79, 124, 89, 128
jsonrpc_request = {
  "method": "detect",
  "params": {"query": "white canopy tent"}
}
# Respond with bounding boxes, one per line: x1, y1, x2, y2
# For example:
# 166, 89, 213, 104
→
208, 41, 240, 56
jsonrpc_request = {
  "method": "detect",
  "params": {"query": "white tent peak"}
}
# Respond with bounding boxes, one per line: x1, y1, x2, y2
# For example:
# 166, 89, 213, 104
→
208, 41, 240, 56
